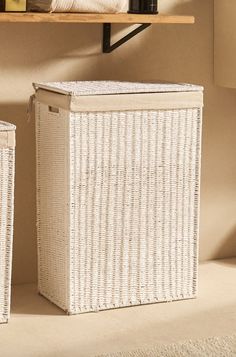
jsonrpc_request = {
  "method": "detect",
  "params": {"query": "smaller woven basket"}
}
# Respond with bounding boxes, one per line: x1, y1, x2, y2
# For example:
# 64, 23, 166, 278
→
0, 121, 16, 324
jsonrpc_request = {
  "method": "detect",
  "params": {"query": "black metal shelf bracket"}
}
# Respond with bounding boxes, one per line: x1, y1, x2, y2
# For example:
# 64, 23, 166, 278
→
103, 23, 151, 53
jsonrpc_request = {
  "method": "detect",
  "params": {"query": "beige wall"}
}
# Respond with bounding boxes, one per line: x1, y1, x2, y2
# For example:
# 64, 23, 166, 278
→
214, 0, 236, 88
0, 0, 235, 284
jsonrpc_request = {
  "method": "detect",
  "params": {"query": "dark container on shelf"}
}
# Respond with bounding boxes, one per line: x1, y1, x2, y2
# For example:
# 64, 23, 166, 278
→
128, 0, 158, 14
0, 0, 5, 11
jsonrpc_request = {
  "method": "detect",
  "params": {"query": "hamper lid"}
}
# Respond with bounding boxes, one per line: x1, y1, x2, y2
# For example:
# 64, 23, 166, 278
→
0, 121, 16, 131
33, 81, 203, 96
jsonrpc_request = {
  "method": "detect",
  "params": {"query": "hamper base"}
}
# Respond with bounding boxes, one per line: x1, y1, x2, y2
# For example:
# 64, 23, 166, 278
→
38, 289, 197, 315
0, 317, 8, 324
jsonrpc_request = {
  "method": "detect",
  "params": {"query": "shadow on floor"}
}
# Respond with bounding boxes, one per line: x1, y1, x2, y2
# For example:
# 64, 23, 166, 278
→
11, 284, 64, 316
214, 257, 236, 267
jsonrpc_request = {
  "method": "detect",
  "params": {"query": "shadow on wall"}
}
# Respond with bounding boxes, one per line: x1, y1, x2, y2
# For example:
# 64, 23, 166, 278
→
0, 23, 103, 69
215, 226, 236, 261
97, 0, 214, 95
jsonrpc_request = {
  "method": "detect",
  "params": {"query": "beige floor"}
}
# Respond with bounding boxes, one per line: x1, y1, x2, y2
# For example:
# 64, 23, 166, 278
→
1, 259, 235, 357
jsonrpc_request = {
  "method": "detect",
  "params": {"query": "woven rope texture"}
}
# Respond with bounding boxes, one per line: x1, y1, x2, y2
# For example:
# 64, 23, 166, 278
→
36, 101, 202, 314
0, 124, 15, 323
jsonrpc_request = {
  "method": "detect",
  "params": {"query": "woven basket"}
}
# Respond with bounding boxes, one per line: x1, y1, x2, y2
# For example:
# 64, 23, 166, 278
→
0, 122, 16, 323
34, 81, 203, 314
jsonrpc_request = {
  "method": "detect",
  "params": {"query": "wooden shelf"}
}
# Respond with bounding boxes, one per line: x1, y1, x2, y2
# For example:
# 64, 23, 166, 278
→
0, 13, 195, 24
0, 12, 195, 53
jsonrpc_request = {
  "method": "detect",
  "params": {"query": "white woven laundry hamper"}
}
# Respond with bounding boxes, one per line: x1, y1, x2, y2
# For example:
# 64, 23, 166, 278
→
0, 121, 15, 323
34, 81, 203, 315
